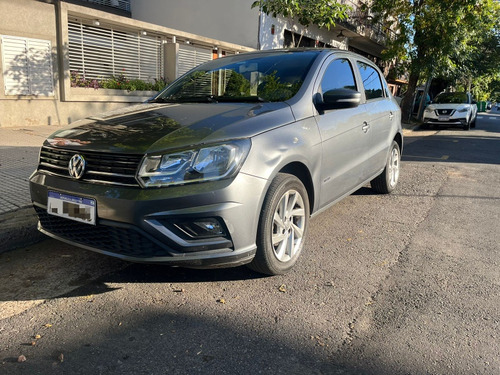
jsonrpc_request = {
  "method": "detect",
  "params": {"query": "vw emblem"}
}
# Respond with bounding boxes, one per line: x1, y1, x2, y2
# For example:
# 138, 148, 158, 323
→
68, 154, 86, 179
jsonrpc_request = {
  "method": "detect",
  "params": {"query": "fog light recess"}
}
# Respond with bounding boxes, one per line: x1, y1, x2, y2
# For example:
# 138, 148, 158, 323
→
174, 218, 226, 239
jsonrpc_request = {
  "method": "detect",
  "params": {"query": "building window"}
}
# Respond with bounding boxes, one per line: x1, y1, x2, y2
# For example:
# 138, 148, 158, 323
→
1, 35, 54, 96
81, 0, 131, 12
68, 19, 164, 83
284, 30, 333, 48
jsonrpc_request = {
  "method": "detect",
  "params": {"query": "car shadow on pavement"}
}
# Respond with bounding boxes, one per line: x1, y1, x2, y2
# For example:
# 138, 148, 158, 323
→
60, 263, 265, 299
0, 239, 265, 307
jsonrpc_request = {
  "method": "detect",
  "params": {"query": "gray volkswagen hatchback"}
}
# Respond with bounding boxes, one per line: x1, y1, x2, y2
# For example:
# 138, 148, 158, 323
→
30, 49, 402, 275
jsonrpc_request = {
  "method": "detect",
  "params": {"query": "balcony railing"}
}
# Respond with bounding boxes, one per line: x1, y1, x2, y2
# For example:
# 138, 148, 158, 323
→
341, 0, 397, 45
80, 0, 131, 12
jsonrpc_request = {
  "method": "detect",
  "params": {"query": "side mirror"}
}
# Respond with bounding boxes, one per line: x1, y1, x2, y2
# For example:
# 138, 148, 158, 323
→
319, 88, 361, 111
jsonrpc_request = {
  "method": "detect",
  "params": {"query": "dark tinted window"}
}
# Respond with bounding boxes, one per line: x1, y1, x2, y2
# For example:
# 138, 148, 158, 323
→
434, 92, 468, 104
320, 58, 357, 93
357, 61, 384, 100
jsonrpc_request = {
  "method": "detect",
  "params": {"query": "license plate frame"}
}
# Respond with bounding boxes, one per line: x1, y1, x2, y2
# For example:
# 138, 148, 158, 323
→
47, 191, 96, 225
438, 115, 450, 122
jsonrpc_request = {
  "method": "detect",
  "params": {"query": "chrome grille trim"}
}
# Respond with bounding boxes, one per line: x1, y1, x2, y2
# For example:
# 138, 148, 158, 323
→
37, 146, 143, 187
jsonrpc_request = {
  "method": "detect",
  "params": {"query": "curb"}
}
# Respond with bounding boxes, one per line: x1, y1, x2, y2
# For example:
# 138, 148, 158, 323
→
0, 206, 45, 255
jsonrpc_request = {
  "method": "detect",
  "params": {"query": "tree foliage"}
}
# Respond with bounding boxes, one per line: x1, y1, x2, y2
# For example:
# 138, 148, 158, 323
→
371, 0, 500, 120
251, 0, 350, 45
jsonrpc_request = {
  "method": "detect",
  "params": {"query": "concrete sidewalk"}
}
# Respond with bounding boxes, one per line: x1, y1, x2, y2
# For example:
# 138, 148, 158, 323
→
0, 126, 62, 253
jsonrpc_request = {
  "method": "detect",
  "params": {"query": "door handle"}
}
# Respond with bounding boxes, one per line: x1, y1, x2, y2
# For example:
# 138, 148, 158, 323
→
362, 122, 370, 133
389, 112, 394, 121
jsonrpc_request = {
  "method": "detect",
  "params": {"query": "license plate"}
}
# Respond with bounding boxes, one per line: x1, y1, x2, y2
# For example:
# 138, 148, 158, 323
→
438, 116, 450, 121
47, 191, 96, 225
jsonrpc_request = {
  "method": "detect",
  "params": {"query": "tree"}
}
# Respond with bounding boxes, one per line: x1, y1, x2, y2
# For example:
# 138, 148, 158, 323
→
370, 0, 500, 121
449, 4, 500, 100
251, 0, 350, 46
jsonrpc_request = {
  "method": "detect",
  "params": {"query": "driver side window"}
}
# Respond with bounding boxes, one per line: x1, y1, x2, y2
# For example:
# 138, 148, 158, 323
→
320, 58, 357, 94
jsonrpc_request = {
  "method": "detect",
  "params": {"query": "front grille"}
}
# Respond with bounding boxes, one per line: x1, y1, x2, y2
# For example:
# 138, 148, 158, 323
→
38, 146, 143, 187
35, 206, 172, 258
437, 109, 455, 116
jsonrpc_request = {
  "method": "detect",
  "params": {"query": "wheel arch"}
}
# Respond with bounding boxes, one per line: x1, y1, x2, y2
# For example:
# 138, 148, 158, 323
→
394, 131, 403, 155
279, 162, 315, 214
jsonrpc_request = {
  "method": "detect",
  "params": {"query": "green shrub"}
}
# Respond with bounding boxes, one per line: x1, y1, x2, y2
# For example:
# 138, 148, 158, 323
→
70, 70, 169, 92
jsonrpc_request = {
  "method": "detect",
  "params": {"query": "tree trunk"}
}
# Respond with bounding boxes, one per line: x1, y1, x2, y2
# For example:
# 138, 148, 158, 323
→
401, 71, 420, 123
417, 76, 432, 121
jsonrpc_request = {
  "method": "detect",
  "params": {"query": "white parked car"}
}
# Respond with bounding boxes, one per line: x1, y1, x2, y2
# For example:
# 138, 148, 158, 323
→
422, 92, 477, 130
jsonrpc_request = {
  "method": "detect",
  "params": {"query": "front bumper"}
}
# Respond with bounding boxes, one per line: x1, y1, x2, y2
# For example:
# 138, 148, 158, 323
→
423, 111, 469, 127
423, 117, 468, 126
30, 171, 266, 268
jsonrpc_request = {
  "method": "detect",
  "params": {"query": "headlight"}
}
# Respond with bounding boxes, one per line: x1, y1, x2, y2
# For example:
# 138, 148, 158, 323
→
138, 139, 251, 187
457, 107, 468, 113
424, 106, 434, 113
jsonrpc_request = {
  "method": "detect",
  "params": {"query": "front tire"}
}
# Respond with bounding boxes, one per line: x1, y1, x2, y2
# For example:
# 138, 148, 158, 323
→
248, 173, 310, 275
371, 141, 401, 194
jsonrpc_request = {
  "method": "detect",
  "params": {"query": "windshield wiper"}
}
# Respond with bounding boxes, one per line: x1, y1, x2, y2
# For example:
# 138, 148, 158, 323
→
212, 96, 267, 103
150, 97, 177, 103
152, 95, 266, 104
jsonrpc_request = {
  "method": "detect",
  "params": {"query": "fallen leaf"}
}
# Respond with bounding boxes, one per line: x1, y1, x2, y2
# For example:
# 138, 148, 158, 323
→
216, 298, 226, 304
31, 341, 36, 346
278, 284, 286, 293
17, 355, 26, 363
34, 334, 41, 339
44, 324, 52, 328
58, 353, 64, 362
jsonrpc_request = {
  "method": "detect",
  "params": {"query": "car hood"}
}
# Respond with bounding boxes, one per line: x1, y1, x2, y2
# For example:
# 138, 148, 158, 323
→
44, 101, 295, 154
427, 103, 471, 111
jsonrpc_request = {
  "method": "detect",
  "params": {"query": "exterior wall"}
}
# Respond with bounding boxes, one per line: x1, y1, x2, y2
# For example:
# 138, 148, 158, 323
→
130, 0, 260, 49
0, 0, 128, 127
259, 13, 346, 50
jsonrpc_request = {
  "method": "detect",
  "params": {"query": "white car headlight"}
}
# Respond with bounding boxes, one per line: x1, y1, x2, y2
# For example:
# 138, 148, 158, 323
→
457, 107, 468, 113
138, 139, 251, 187
424, 106, 434, 113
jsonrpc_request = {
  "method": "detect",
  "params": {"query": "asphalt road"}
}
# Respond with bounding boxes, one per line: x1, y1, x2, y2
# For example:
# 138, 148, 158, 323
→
1, 111, 499, 374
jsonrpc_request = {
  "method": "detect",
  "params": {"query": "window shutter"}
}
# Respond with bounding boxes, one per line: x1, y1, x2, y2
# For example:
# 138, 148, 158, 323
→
1, 35, 53, 96
68, 19, 163, 82
28, 39, 54, 96
177, 44, 212, 78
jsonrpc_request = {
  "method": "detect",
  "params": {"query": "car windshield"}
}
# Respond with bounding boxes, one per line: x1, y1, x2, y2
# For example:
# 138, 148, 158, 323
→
153, 51, 320, 103
434, 92, 468, 104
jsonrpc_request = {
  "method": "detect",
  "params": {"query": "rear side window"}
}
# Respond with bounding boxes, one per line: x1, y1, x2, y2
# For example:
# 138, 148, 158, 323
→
357, 61, 384, 100
320, 58, 357, 94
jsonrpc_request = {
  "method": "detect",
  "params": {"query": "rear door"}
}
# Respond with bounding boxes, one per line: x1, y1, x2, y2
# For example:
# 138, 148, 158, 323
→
355, 60, 396, 177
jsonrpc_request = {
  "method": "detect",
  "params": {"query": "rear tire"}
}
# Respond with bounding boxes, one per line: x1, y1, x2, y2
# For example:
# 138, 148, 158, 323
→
371, 141, 401, 194
248, 173, 309, 275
